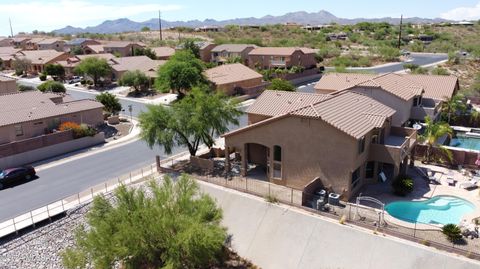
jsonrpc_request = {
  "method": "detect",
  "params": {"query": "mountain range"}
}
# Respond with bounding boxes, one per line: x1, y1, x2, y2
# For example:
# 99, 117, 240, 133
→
53, 10, 450, 35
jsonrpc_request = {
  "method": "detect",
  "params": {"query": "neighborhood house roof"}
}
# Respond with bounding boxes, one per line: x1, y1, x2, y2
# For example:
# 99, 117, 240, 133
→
225, 90, 395, 139
16, 50, 67, 65
0, 91, 103, 127
316, 72, 457, 101
104, 41, 143, 48
37, 38, 64, 45
0, 47, 22, 61
77, 53, 116, 61
205, 63, 262, 86
85, 45, 105, 53
211, 44, 257, 53
247, 90, 330, 117
248, 47, 317, 56
11, 37, 30, 43
151, 47, 175, 58
110, 56, 165, 77
66, 38, 96, 46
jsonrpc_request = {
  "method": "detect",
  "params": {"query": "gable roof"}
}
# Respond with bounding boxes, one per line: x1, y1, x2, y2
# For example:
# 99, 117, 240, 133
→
211, 44, 257, 53
16, 50, 67, 65
66, 38, 98, 46
248, 47, 316, 56
110, 56, 165, 76
205, 63, 262, 86
403, 74, 458, 101
350, 73, 424, 101
314, 73, 377, 92
247, 90, 330, 117
151, 47, 175, 58
77, 53, 116, 61
0, 91, 103, 127
104, 41, 144, 49
225, 91, 394, 139
84, 44, 105, 53
37, 38, 64, 45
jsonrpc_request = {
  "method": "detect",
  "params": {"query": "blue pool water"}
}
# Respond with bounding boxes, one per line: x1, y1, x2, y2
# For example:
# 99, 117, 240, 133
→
385, 196, 475, 225
450, 135, 480, 151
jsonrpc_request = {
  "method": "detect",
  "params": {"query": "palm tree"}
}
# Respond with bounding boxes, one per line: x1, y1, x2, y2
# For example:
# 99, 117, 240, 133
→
442, 94, 466, 124
418, 116, 453, 163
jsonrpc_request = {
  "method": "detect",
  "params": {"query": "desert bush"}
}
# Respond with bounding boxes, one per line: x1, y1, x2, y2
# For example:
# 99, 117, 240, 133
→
442, 224, 462, 242
392, 174, 414, 196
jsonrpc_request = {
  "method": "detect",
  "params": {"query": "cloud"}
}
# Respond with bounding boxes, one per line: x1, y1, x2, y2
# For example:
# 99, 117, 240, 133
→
0, 0, 182, 34
441, 1, 480, 20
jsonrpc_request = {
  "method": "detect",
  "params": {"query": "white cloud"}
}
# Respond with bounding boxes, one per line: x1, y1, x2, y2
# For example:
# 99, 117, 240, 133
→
441, 1, 480, 21
0, 0, 182, 35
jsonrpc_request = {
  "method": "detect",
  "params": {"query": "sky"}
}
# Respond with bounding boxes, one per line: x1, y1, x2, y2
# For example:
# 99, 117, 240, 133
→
1, 0, 480, 36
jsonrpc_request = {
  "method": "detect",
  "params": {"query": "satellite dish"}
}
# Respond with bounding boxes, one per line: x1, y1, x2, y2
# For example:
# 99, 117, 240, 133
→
413, 123, 422, 130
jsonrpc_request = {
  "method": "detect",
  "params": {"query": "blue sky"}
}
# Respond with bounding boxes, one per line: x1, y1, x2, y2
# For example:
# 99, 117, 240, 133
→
0, 0, 479, 36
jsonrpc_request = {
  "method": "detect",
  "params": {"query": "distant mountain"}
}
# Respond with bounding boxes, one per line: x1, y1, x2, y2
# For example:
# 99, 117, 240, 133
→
53, 10, 450, 35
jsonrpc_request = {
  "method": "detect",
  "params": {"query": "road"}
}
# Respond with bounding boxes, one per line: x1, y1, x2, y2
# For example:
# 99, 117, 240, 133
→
1, 53, 446, 221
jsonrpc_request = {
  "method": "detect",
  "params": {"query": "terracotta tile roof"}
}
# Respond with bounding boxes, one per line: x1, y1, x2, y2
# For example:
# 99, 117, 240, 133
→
0, 47, 22, 61
27, 37, 46, 44
248, 47, 317, 56
11, 37, 30, 43
85, 45, 105, 53
0, 91, 103, 127
16, 50, 67, 65
151, 47, 175, 58
110, 56, 165, 76
352, 73, 424, 100
247, 90, 330, 117
104, 41, 143, 48
225, 91, 394, 139
205, 63, 262, 86
314, 73, 377, 92
211, 44, 257, 53
66, 38, 98, 46
403, 74, 458, 101
77, 53, 116, 61
37, 38, 64, 45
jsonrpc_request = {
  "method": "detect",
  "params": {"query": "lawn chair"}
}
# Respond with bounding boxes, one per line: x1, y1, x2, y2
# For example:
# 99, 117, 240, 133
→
460, 177, 480, 190
428, 171, 442, 185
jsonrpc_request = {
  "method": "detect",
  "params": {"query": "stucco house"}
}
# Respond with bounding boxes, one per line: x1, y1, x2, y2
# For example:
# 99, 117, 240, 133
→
65, 38, 101, 52
103, 42, 145, 57
0, 76, 17, 95
223, 90, 417, 200
109, 56, 166, 81
176, 41, 216, 62
204, 63, 264, 95
56, 53, 116, 78
83, 44, 106, 55
315, 73, 459, 125
151, 47, 175, 60
247, 47, 318, 70
11, 37, 31, 49
210, 44, 257, 65
37, 38, 66, 52
15, 50, 69, 74
0, 37, 13, 47
0, 47, 22, 69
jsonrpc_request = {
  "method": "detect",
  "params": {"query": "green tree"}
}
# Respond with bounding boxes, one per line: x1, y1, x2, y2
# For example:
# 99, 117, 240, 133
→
154, 51, 206, 98
139, 87, 242, 156
418, 116, 453, 163
442, 94, 467, 124
119, 70, 150, 93
133, 47, 157, 59
267, 78, 296, 92
37, 81, 66, 93
180, 39, 201, 59
44, 64, 66, 81
95, 92, 122, 114
17, 84, 35, 92
431, 67, 450, 76
442, 224, 462, 242
12, 58, 32, 76
74, 57, 111, 87
61, 175, 227, 269
71, 46, 84, 55
141, 26, 151, 32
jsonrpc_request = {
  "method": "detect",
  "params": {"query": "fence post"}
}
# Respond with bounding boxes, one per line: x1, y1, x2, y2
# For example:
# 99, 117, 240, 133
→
61, 199, 65, 212
268, 183, 271, 196
245, 178, 248, 191
46, 205, 51, 221
13, 220, 18, 235
30, 211, 36, 228
413, 222, 417, 238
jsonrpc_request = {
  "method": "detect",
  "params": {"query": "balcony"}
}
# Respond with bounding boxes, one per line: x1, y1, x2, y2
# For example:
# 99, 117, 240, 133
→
410, 98, 442, 121
369, 127, 417, 165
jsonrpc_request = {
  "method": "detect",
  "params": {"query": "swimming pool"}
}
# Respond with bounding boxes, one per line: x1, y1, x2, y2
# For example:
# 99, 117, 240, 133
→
385, 196, 475, 225
450, 135, 480, 151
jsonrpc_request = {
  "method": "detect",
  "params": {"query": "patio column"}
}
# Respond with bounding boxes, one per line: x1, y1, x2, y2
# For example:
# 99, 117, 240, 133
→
224, 147, 230, 174
393, 164, 400, 178
241, 144, 247, 177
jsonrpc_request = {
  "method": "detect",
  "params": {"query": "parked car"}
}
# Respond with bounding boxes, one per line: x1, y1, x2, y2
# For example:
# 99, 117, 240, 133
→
67, 76, 82, 84
0, 166, 36, 189
400, 49, 411, 56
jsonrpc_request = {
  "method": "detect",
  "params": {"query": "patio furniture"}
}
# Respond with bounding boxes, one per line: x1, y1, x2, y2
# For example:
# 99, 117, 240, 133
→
446, 178, 457, 186
428, 171, 442, 185
460, 177, 480, 190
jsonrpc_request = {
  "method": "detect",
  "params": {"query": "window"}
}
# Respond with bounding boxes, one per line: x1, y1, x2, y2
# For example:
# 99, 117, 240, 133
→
14, 125, 23, 136
273, 145, 282, 179
351, 167, 361, 189
358, 136, 366, 154
365, 162, 375, 179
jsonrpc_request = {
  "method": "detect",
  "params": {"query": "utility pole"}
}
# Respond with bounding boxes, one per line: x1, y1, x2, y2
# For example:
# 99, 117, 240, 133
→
158, 10, 163, 41
9, 18, 13, 37
398, 14, 403, 49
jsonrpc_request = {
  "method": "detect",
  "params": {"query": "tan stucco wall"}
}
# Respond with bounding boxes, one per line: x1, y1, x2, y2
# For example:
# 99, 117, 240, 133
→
0, 107, 103, 144
0, 80, 17, 95
349, 87, 414, 126
216, 77, 263, 95
38, 42, 65, 52
225, 116, 376, 198
248, 113, 271, 125
248, 51, 316, 70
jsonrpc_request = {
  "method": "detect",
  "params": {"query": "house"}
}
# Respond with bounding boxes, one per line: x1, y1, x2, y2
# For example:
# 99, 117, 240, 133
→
0, 47, 22, 69
0, 91, 103, 145
11, 37, 31, 49
0, 76, 16, 95
56, 53, 116, 78
37, 38, 66, 52
204, 63, 264, 95
248, 47, 318, 70
222, 90, 417, 200
15, 50, 69, 74
210, 44, 257, 65
0, 37, 12, 47
83, 44, 105, 55
65, 38, 101, 51
314, 73, 459, 126
151, 47, 175, 60
24, 37, 46, 50
109, 56, 165, 81
103, 41, 145, 57
195, 26, 221, 32
177, 41, 216, 62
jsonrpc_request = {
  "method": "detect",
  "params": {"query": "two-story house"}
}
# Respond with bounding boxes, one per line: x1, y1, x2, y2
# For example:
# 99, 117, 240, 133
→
247, 47, 318, 70
103, 42, 145, 57
15, 50, 69, 74
37, 38, 66, 52
210, 44, 257, 65
222, 90, 417, 200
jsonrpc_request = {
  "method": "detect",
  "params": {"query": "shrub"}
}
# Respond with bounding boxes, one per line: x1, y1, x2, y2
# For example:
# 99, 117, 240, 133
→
95, 92, 122, 115
59, 122, 96, 138
39, 73, 47, 81
442, 224, 462, 242
392, 174, 414, 196
17, 84, 35, 92
15, 69, 24, 76
267, 78, 295, 92
38, 81, 66, 93
265, 194, 278, 204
